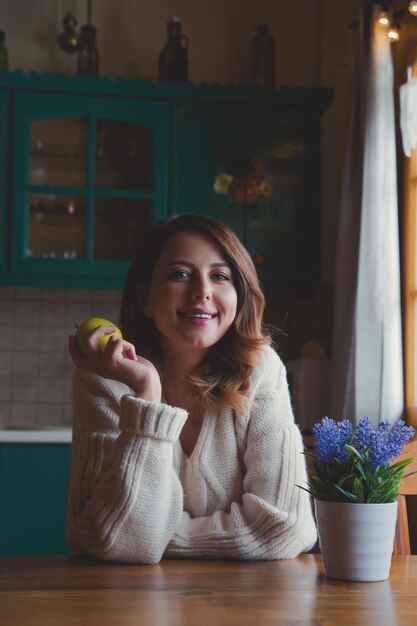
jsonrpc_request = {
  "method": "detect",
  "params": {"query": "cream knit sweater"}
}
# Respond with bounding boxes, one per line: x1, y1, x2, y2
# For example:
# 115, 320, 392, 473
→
66, 345, 317, 564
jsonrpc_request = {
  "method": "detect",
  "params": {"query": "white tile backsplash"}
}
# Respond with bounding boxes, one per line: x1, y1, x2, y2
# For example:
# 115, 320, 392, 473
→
1, 327, 15, 351
11, 377, 38, 403
0, 352, 13, 376
65, 302, 93, 327
36, 403, 63, 426
16, 287, 41, 301
15, 301, 40, 326
38, 377, 65, 403
40, 300, 67, 326
39, 327, 67, 351
0, 286, 122, 428
42, 288, 68, 302
0, 301, 14, 325
12, 353, 39, 377
0, 377, 11, 402
10, 403, 37, 427
14, 327, 39, 352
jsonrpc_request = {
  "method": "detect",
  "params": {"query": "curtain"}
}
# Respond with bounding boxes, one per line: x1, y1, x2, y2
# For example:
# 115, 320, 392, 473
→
331, 4, 404, 426
400, 68, 417, 157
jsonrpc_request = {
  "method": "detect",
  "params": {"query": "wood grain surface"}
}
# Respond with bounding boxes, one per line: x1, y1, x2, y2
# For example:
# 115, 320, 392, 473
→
0, 554, 416, 625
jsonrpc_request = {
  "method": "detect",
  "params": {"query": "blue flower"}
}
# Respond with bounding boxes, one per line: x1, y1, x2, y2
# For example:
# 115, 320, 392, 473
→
369, 419, 415, 472
354, 416, 373, 449
312, 416, 353, 464
306, 416, 416, 503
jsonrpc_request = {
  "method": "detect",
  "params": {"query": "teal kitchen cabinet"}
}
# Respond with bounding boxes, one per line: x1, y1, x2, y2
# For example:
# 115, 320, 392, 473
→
172, 96, 328, 291
10, 90, 168, 289
0, 444, 72, 556
0, 70, 332, 290
0, 90, 8, 277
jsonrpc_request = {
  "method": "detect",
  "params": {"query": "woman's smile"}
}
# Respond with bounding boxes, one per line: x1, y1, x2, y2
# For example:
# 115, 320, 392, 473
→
178, 307, 219, 324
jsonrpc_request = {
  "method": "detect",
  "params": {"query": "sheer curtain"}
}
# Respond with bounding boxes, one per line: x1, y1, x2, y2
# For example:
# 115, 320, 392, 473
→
331, 4, 403, 426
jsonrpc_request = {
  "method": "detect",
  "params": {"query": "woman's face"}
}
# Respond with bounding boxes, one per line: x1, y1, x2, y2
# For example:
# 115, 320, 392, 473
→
144, 230, 238, 360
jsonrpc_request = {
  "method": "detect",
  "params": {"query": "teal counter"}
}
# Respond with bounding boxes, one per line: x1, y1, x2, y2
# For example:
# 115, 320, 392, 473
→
0, 442, 72, 556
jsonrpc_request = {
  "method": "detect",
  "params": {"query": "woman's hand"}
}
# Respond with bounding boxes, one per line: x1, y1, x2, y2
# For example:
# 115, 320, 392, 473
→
68, 325, 162, 403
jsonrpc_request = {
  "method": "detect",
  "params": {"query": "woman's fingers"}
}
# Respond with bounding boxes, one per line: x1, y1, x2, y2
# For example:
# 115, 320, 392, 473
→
103, 335, 137, 360
122, 342, 138, 361
68, 331, 160, 400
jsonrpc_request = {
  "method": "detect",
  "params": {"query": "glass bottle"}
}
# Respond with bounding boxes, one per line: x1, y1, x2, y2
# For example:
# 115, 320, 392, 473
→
0, 31, 8, 70
77, 25, 99, 76
158, 17, 189, 83
251, 25, 275, 88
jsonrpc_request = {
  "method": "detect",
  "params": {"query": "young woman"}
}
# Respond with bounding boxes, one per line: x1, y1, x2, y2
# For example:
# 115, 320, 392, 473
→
66, 214, 317, 563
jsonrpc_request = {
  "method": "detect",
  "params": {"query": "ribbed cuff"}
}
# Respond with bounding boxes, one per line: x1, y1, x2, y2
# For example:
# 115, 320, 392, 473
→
120, 395, 188, 442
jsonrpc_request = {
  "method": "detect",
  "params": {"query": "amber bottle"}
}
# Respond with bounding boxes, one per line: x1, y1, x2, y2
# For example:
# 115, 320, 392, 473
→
158, 18, 189, 83
251, 25, 275, 88
0, 31, 8, 70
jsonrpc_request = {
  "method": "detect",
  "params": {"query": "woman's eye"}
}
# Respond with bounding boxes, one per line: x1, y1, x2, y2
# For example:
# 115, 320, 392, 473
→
212, 272, 230, 281
169, 270, 190, 280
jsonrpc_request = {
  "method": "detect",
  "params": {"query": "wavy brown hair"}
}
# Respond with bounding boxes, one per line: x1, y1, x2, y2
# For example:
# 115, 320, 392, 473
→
120, 215, 270, 412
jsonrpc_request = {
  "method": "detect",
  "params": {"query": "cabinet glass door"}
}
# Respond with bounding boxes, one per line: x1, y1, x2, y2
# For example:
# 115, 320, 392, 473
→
11, 92, 168, 287
28, 118, 87, 259
95, 119, 153, 191
30, 118, 87, 188
94, 119, 153, 261
28, 193, 86, 259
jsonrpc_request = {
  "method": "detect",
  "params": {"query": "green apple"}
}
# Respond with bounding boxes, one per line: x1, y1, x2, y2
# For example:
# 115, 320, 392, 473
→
75, 317, 123, 356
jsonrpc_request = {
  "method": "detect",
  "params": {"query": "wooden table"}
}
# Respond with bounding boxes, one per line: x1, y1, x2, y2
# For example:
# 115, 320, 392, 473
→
0, 554, 416, 625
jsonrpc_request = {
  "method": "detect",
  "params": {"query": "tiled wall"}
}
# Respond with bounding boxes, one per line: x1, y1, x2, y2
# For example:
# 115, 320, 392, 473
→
0, 284, 334, 430
0, 287, 122, 429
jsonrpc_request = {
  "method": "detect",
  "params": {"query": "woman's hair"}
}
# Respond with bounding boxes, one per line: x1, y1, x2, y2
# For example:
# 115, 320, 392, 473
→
120, 214, 270, 412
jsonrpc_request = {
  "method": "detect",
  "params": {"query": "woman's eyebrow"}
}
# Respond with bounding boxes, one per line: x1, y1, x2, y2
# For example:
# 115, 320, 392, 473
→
166, 260, 230, 268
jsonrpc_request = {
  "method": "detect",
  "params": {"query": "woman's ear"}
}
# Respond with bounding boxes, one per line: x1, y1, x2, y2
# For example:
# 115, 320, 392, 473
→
139, 300, 153, 318
137, 287, 153, 318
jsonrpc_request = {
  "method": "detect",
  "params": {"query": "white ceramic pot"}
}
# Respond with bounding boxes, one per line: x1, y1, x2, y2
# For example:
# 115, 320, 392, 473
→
314, 500, 398, 582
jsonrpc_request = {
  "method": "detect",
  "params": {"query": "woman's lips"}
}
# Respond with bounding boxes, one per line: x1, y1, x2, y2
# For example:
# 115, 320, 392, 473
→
178, 310, 218, 324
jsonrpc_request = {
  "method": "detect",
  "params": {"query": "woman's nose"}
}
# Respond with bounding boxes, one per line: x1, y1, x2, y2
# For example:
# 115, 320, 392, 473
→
191, 275, 212, 301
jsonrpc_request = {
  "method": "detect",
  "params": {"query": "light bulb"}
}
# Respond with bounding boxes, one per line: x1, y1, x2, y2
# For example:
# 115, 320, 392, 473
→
388, 24, 400, 42
409, 1, 417, 16
379, 11, 390, 25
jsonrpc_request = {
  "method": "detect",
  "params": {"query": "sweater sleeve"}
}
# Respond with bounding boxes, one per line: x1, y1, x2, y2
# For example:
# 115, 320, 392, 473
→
66, 370, 188, 564
165, 347, 317, 561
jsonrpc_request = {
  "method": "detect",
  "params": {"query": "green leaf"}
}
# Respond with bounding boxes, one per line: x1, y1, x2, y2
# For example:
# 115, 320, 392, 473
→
353, 478, 365, 502
390, 458, 414, 472
334, 484, 360, 503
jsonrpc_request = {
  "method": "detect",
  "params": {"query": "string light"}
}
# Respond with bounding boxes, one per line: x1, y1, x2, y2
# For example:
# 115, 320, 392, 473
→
379, 11, 390, 25
388, 23, 401, 42
409, 1, 417, 16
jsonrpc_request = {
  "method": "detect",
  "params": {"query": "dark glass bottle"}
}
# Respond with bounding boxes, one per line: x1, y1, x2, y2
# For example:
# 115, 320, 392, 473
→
158, 18, 188, 83
251, 25, 275, 88
0, 31, 8, 70
77, 25, 99, 76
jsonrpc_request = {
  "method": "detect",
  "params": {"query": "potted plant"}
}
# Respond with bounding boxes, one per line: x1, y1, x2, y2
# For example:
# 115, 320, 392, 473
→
301, 416, 416, 582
